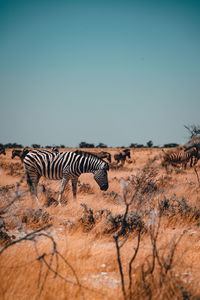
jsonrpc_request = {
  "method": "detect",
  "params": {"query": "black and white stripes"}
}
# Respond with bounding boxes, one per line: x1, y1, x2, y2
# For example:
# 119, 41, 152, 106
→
23, 149, 109, 205
163, 147, 199, 169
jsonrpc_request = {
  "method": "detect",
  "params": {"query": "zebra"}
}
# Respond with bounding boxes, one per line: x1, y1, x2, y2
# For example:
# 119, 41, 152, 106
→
162, 147, 199, 170
184, 146, 199, 167
0, 147, 6, 155
114, 149, 131, 164
12, 148, 30, 163
23, 149, 109, 205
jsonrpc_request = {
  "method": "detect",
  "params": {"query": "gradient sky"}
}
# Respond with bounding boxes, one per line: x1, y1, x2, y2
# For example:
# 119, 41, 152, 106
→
1, 0, 200, 147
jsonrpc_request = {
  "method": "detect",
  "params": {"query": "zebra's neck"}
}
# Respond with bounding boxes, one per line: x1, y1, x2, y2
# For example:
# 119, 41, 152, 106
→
77, 154, 103, 174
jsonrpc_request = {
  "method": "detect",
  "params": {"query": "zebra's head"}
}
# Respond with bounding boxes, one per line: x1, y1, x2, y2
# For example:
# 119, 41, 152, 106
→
93, 162, 109, 191
73, 150, 109, 190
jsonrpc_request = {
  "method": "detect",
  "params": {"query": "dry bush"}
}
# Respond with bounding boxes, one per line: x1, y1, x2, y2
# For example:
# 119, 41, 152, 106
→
0, 184, 15, 194
112, 190, 196, 300
159, 196, 200, 226
0, 161, 24, 177
104, 211, 145, 235
44, 196, 59, 207
102, 190, 122, 204
21, 208, 52, 227
111, 160, 200, 300
77, 203, 146, 236
78, 181, 94, 194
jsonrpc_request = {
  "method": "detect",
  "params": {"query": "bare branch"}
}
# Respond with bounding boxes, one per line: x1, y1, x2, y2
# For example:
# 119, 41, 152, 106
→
0, 224, 52, 255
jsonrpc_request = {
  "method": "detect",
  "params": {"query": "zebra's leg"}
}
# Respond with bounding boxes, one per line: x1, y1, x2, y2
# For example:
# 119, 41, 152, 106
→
190, 156, 193, 167
58, 177, 70, 204
71, 177, 78, 199
25, 171, 40, 206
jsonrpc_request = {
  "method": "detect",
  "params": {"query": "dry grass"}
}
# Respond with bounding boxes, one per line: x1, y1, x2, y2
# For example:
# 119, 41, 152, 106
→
0, 148, 200, 299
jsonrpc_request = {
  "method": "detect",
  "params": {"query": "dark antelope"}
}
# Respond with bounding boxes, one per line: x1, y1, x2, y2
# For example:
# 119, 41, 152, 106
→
0, 147, 6, 155
114, 149, 130, 164
12, 148, 30, 163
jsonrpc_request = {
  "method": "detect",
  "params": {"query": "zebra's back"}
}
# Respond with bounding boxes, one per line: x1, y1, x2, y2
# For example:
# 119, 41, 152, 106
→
24, 149, 75, 180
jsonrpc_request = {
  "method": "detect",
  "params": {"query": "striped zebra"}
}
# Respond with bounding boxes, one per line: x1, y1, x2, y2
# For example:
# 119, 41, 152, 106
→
184, 146, 199, 167
23, 149, 109, 205
52, 147, 59, 154
163, 147, 199, 169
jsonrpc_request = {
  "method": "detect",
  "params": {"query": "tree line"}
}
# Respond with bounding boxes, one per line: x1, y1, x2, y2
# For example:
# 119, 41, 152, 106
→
0, 141, 180, 149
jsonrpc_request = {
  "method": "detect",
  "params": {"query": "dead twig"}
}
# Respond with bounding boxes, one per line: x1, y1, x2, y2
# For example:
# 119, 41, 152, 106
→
194, 167, 200, 187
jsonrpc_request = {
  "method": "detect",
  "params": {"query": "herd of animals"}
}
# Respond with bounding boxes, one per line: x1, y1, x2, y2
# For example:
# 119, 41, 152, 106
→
0, 143, 199, 206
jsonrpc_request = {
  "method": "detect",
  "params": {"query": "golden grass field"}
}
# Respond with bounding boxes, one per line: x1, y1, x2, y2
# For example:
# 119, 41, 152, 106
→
0, 148, 200, 300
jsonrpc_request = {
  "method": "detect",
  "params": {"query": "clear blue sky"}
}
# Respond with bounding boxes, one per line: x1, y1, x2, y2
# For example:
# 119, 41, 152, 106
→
1, 0, 200, 147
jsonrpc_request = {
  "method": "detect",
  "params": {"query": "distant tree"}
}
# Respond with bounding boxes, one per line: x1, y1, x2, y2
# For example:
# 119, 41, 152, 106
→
96, 142, 108, 148
79, 142, 95, 148
32, 144, 41, 148
153, 145, 160, 148
4, 143, 23, 148
146, 140, 153, 148
184, 124, 200, 139
136, 144, 144, 148
163, 143, 179, 148
60, 144, 66, 148
129, 143, 138, 148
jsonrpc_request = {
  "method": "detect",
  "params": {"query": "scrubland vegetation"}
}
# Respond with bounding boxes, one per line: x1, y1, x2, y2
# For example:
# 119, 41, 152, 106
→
0, 148, 200, 299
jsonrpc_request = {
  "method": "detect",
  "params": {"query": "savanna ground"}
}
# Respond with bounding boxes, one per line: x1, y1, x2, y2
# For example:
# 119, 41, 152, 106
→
0, 148, 200, 300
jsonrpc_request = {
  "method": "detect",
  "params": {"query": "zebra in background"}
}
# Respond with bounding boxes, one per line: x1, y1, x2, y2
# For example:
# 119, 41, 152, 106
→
12, 148, 30, 163
52, 147, 59, 154
184, 144, 200, 167
162, 147, 199, 170
0, 146, 6, 155
23, 149, 109, 206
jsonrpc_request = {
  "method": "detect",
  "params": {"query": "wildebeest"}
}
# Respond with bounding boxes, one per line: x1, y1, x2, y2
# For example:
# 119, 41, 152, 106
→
12, 148, 30, 163
114, 149, 131, 164
0, 146, 6, 155
96, 151, 111, 163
